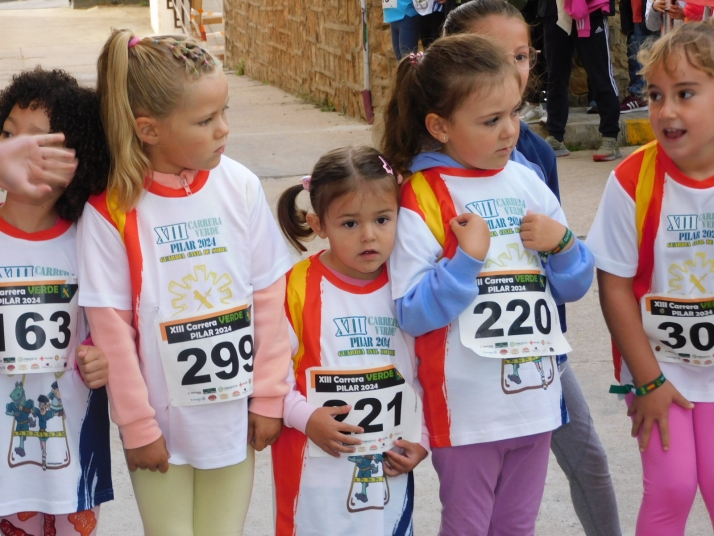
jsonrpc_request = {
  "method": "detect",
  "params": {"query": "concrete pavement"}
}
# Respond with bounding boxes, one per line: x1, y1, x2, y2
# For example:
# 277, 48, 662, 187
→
0, 4, 709, 535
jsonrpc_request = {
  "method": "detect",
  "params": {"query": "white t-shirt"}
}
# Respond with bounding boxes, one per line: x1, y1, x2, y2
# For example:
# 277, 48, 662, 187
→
77, 157, 292, 468
274, 255, 420, 536
390, 162, 567, 447
587, 147, 714, 401
0, 218, 113, 515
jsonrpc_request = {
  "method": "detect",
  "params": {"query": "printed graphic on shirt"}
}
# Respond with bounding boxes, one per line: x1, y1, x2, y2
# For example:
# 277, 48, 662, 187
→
0, 509, 98, 536
664, 212, 714, 249
346, 454, 390, 513
466, 197, 526, 238
643, 252, 714, 366
168, 265, 233, 315
154, 217, 228, 264
5, 375, 70, 471
501, 355, 556, 394
332, 316, 398, 358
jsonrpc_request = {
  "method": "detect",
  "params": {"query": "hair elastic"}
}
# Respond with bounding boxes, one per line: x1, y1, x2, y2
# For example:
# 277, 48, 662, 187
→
301, 176, 311, 191
409, 51, 423, 67
128, 37, 141, 48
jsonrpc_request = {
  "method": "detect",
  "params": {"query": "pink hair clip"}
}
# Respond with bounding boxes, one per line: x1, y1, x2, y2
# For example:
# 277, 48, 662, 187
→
301, 176, 311, 191
128, 36, 141, 48
409, 51, 423, 67
379, 156, 402, 184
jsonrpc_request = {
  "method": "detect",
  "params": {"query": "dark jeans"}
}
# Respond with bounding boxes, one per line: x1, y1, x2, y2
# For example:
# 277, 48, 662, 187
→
419, 9, 446, 49
627, 22, 654, 95
543, 11, 620, 141
390, 14, 420, 61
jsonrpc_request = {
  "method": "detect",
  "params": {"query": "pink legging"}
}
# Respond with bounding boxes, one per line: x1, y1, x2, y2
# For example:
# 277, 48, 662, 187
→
627, 394, 714, 535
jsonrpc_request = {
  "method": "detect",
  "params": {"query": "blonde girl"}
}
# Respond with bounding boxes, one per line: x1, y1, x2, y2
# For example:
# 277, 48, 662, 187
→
78, 31, 293, 535
589, 22, 714, 535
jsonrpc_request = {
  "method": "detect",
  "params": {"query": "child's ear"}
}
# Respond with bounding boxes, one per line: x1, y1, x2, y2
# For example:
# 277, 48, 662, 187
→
135, 116, 160, 147
425, 113, 450, 144
306, 213, 326, 239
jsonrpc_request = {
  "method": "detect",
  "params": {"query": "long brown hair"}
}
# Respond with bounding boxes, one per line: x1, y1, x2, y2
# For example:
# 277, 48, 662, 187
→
379, 33, 519, 176
277, 146, 400, 252
96, 29, 218, 210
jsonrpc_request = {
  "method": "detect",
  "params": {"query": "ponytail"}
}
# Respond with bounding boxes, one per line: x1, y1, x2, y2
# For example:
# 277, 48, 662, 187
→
277, 184, 314, 253
96, 29, 219, 210
380, 34, 519, 176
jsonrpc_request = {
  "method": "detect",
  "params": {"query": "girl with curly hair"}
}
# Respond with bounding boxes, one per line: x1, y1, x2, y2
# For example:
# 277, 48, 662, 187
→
0, 68, 113, 536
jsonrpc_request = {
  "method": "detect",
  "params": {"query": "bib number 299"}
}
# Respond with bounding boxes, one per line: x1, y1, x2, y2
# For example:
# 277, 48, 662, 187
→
179, 334, 254, 386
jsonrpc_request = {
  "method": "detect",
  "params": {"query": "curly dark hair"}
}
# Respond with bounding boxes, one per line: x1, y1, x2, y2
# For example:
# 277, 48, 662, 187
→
0, 68, 109, 222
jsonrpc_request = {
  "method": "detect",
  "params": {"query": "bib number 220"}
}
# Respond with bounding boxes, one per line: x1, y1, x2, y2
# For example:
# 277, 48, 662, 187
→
473, 298, 551, 339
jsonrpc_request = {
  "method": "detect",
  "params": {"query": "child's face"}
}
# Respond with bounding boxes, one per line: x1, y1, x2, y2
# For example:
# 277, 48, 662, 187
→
148, 70, 230, 173
648, 50, 714, 179
469, 15, 530, 94
313, 184, 398, 280
438, 76, 521, 170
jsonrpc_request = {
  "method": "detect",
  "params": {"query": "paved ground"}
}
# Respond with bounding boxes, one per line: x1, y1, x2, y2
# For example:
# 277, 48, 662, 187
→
1, 4, 712, 535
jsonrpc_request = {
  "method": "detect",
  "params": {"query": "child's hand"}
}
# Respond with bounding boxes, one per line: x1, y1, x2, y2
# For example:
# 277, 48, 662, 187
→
305, 405, 364, 457
0, 134, 77, 197
125, 436, 170, 473
383, 439, 428, 476
449, 213, 491, 261
247, 412, 283, 451
520, 212, 571, 253
75, 345, 108, 389
628, 381, 693, 452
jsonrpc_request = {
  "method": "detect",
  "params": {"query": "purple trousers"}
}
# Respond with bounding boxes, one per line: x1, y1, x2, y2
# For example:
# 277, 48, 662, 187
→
431, 432, 552, 536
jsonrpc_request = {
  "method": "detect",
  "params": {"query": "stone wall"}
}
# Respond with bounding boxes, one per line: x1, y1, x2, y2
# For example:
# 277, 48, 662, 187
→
224, 0, 630, 121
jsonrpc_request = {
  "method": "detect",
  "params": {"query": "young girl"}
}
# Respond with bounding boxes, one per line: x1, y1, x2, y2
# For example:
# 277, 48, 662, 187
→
0, 68, 112, 536
443, 2, 622, 535
272, 146, 428, 535
78, 30, 293, 535
381, 34, 594, 535
588, 22, 714, 535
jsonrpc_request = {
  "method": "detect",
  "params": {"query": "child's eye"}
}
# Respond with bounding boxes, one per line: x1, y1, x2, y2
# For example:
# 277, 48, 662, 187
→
343, 221, 357, 229
376, 216, 390, 225
0, 130, 12, 139
648, 92, 661, 102
679, 90, 694, 99
198, 117, 212, 126
485, 117, 499, 126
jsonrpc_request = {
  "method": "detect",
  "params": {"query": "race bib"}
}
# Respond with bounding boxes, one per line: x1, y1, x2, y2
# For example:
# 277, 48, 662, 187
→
306, 364, 422, 458
642, 294, 714, 366
458, 270, 571, 358
383, 0, 398, 8
156, 302, 254, 407
0, 277, 79, 375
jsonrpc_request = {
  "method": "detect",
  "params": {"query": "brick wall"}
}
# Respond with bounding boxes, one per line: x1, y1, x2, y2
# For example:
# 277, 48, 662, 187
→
224, 1, 630, 121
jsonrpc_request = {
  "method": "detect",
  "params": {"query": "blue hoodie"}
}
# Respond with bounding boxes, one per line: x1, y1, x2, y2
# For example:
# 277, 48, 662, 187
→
394, 151, 593, 341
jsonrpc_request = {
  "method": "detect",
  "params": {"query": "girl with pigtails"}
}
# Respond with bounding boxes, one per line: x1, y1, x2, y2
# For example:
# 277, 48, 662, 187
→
78, 30, 293, 535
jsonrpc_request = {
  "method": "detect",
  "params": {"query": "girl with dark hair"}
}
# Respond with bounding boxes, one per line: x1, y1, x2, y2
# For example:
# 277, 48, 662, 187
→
443, 3, 622, 535
382, 34, 594, 535
273, 146, 428, 536
0, 67, 112, 536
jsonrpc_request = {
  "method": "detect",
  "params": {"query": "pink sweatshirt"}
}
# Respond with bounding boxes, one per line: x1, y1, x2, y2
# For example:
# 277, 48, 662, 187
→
86, 170, 292, 450
565, 0, 610, 36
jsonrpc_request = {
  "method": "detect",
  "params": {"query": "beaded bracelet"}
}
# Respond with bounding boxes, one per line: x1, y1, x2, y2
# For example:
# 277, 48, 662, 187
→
538, 227, 574, 260
608, 373, 667, 396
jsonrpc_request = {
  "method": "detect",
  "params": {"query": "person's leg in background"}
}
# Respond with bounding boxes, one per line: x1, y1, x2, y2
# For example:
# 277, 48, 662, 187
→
520, 0, 547, 123
419, 9, 446, 49
551, 361, 622, 536
692, 403, 714, 522
390, 14, 420, 61
621, 22, 652, 112
574, 9, 622, 161
542, 15, 575, 156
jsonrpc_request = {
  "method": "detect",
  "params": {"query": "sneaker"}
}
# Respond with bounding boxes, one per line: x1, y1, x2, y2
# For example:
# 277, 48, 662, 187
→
545, 136, 570, 157
520, 103, 545, 124
592, 137, 622, 162
620, 95, 648, 114
587, 101, 599, 114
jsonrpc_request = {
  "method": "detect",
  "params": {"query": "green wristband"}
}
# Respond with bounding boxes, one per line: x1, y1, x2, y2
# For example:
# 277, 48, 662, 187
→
550, 228, 573, 255
635, 373, 667, 397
